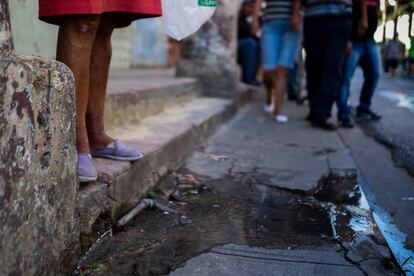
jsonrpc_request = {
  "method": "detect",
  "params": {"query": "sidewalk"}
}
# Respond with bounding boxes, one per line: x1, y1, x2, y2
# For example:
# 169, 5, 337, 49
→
80, 96, 400, 275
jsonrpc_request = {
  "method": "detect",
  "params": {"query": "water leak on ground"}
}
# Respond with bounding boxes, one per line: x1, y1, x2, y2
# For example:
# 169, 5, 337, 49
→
77, 170, 399, 275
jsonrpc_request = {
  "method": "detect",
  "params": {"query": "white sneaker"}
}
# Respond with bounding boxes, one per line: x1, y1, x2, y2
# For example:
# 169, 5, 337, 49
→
264, 104, 274, 113
275, 114, 288, 123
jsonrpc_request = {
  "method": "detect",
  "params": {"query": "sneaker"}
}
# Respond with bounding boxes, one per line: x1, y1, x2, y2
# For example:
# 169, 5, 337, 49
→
311, 119, 337, 131
78, 154, 97, 183
92, 140, 144, 161
275, 114, 288, 123
356, 108, 382, 122
264, 104, 274, 113
338, 116, 354, 128
244, 80, 262, 87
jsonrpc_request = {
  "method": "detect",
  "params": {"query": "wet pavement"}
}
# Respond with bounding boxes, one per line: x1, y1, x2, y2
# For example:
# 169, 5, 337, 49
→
340, 70, 414, 273
353, 72, 414, 177
78, 99, 400, 275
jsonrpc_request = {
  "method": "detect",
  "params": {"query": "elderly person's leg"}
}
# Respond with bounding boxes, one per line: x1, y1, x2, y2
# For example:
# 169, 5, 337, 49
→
86, 14, 114, 150
57, 15, 101, 182
87, 15, 143, 161
56, 15, 101, 154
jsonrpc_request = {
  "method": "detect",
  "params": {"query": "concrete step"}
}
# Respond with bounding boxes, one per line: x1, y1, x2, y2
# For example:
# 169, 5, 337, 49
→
105, 70, 200, 129
77, 96, 236, 238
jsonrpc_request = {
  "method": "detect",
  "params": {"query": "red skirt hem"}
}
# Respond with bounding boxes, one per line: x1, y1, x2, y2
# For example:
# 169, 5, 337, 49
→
39, 1, 162, 26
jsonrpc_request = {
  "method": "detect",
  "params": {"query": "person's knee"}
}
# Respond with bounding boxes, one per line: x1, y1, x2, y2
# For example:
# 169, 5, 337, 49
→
275, 67, 289, 76
68, 15, 101, 36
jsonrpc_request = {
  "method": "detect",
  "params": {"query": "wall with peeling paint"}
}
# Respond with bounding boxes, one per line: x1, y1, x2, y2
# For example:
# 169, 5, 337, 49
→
132, 18, 168, 67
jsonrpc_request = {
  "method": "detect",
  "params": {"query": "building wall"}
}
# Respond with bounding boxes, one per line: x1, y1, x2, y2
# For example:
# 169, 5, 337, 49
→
132, 18, 168, 67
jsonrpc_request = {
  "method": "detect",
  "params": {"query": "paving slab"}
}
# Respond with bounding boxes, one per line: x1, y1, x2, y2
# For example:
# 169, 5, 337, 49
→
170, 244, 363, 276
184, 100, 357, 193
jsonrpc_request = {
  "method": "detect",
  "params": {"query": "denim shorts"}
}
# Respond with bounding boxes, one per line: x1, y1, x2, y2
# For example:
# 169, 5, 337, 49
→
261, 19, 301, 70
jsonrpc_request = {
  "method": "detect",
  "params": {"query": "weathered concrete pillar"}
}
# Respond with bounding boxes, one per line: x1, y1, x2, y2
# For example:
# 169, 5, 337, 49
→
1, 0, 79, 274
176, 1, 240, 98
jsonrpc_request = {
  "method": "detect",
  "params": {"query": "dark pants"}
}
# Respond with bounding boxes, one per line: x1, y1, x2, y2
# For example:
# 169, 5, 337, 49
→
288, 62, 300, 99
238, 38, 260, 82
304, 16, 352, 121
337, 39, 380, 119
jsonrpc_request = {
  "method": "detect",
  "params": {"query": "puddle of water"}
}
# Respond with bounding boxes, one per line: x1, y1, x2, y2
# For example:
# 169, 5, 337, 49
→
380, 91, 414, 112
78, 173, 335, 275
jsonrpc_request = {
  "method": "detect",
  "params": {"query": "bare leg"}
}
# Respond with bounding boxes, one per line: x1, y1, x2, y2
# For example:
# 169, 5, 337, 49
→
56, 15, 101, 154
263, 71, 273, 106
272, 67, 289, 115
86, 14, 115, 150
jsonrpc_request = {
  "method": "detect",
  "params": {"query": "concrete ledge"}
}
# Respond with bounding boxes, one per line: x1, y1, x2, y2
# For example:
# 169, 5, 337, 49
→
105, 70, 200, 129
77, 97, 236, 237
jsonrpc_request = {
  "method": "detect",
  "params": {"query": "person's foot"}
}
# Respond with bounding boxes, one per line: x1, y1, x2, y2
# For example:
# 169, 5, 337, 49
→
296, 96, 309, 106
356, 108, 382, 122
264, 103, 274, 113
288, 95, 299, 101
311, 119, 337, 131
242, 79, 262, 87
78, 154, 98, 183
275, 114, 288, 123
338, 116, 354, 128
306, 113, 312, 121
92, 140, 144, 161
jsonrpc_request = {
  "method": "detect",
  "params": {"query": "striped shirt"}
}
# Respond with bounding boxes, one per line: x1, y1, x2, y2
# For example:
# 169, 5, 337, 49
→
305, 0, 352, 18
262, 0, 293, 22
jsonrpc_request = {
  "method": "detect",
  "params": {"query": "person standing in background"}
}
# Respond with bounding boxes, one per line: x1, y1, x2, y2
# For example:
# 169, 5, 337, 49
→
336, 0, 381, 128
384, 36, 405, 77
252, 0, 302, 123
303, 0, 366, 130
238, 0, 261, 87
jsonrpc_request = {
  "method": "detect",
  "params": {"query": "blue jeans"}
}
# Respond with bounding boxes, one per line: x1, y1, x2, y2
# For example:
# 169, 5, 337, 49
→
238, 38, 260, 82
337, 39, 380, 119
304, 16, 352, 121
261, 19, 301, 70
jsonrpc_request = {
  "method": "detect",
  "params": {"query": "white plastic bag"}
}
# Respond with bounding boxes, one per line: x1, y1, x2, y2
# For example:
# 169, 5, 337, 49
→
161, 0, 217, 41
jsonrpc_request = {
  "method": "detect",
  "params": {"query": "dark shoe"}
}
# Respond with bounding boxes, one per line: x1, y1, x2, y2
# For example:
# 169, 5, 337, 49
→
338, 116, 354, 128
288, 95, 299, 101
311, 119, 338, 131
243, 80, 262, 87
306, 113, 312, 121
356, 108, 382, 122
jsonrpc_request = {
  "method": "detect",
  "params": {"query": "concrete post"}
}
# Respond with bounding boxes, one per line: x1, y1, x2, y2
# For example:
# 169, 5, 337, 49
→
0, 0, 14, 53
1, 1, 79, 273
176, 1, 240, 99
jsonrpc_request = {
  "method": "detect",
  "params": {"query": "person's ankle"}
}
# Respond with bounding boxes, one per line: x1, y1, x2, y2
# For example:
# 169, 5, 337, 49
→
88, 135, 113, 150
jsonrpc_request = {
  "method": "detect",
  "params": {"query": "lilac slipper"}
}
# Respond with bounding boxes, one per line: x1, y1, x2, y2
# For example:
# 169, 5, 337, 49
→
91, 140, 144, 161
78, 154, 97, 183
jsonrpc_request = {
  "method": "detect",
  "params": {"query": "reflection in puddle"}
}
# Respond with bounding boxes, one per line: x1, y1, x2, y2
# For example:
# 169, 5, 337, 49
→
380, 91, 414, 112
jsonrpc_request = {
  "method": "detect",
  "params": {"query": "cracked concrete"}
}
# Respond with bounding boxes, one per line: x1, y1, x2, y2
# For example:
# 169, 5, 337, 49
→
185, 100, 357, 194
